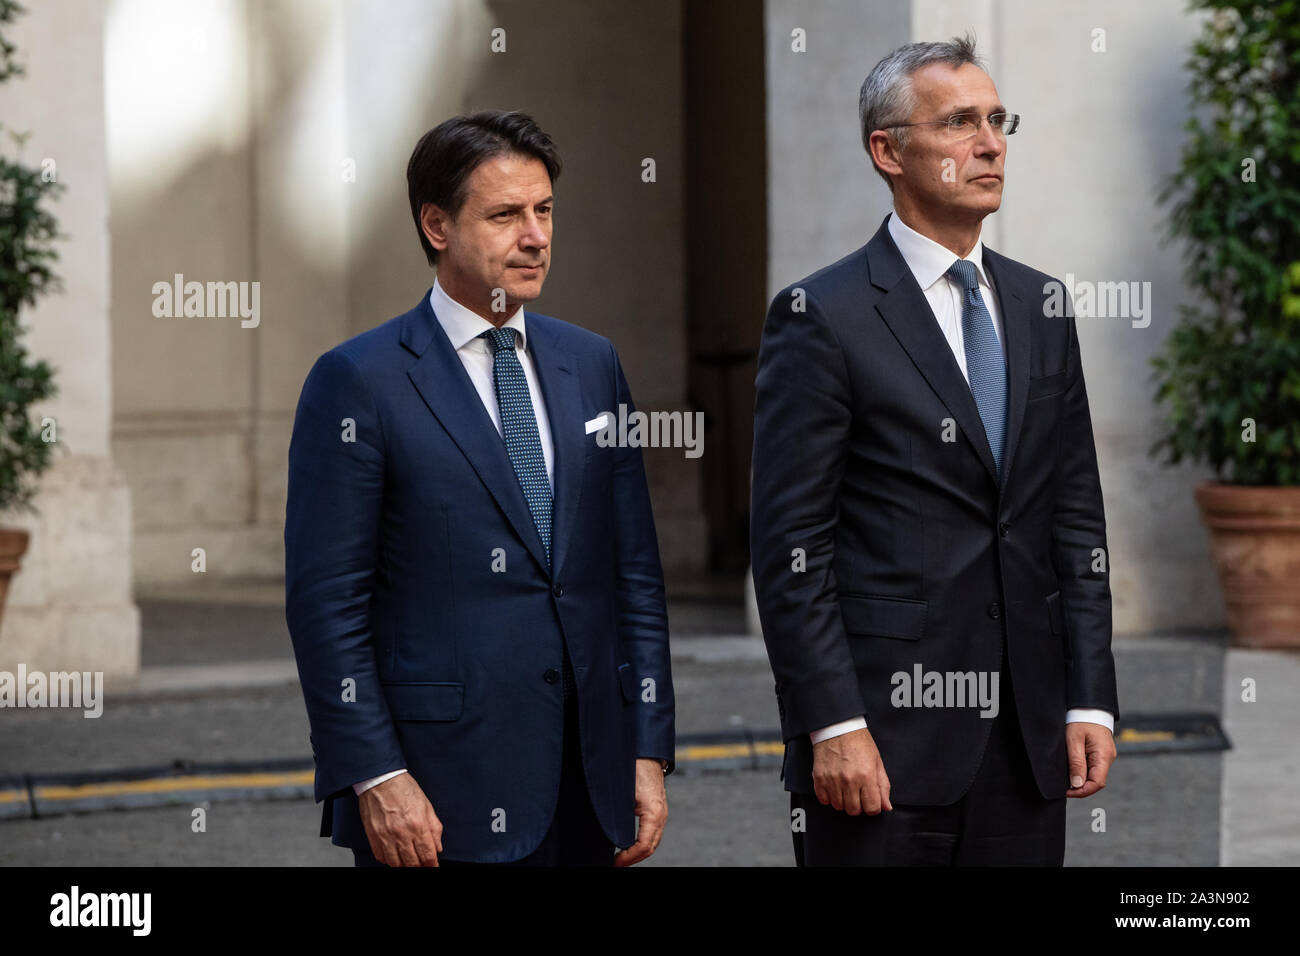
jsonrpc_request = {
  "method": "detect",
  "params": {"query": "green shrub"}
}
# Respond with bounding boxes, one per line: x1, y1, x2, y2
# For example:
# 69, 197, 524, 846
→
0, 0, 60, 515
1152, 0, 1300, 485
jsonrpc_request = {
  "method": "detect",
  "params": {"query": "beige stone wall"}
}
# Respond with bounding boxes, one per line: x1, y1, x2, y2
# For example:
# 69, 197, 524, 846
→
0, 0, 140, 677
914, 0, 1218, 634
765, 0, 1221, 635
107, 0, 705, 591
463, 0, 705, 571
0, 0, 1231, 666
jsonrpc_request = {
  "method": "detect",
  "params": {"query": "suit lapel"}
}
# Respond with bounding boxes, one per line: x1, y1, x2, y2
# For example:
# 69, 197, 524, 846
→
867, 218, 1032, 499
402, 293, 551, 575
868, 220, 1000, 488
525, 315, 585, 581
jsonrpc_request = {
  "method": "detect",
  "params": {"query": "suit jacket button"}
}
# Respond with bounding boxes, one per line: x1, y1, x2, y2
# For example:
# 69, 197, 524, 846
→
553, 584, 564, 597
544, 667, 560, 684
987, 602, 1002, 620
998, 522, 1010, 537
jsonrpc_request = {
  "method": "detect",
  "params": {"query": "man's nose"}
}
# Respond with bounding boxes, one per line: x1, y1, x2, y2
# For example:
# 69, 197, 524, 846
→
519, 215, 549, 248
973, 119, 1004, 157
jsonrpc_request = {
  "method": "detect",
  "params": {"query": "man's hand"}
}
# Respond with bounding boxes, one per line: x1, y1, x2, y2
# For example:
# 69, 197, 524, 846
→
1065, 721, 1116, 798
358, 772, 444, 866
812, 726, 893, 815
614, 758, 668, 866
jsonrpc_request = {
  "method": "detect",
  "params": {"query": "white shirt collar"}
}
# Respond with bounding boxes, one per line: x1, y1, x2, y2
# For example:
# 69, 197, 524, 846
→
429, 276, 527, 352
886, 211, 993, 293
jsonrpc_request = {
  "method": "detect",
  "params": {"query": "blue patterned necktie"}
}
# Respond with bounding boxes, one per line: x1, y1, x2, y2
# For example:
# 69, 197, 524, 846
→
946, 259, 1008, 478
480, 326, 574, 697
481, 327, 553, 559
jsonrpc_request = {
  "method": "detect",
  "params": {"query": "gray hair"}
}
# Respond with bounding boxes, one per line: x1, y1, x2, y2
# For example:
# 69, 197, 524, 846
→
858, 33, 987, 191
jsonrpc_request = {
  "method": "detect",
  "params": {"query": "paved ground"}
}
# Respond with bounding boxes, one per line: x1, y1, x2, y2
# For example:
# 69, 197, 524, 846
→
1221, 648, 1300, 865
1, 590, 1293, 866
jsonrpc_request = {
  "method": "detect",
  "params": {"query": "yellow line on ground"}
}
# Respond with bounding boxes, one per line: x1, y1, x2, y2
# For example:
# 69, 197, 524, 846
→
19, 730, 1186, 804
676, 741, 784, 761
30, 748, 787, 803
34, 771, 315, 801
1117, 729, 1177, 743
676, 743, 747, 760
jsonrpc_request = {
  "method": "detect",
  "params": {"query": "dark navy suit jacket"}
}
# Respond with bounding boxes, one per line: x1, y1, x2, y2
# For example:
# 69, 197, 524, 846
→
751, 216, 1119, 804
285, 289, 675, 862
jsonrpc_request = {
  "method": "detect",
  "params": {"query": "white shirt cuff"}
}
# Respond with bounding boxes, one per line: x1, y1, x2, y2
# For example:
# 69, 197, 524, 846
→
809, 716, 867, 744
1066, 709, 1114, 732
353, 768, 408, 795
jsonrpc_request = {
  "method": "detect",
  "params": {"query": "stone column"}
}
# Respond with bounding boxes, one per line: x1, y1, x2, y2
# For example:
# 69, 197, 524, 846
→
0, 0, 140, 678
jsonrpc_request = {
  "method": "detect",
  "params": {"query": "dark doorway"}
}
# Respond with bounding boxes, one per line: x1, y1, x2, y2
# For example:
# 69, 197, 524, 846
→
684, 0, 767, 575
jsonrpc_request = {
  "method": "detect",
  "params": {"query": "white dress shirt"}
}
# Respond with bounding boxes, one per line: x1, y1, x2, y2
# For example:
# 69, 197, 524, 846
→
428, 277, 555, 485
808, 212, 1113, 745
353, 277, 556, 796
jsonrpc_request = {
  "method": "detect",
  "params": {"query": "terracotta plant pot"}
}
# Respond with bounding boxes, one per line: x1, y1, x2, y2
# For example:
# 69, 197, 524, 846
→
1194, 482, 1300, 648
0, 528, 30, 623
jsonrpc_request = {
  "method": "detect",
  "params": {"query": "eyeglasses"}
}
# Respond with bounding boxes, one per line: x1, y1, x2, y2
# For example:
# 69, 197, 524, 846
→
886, 111, 1021, 140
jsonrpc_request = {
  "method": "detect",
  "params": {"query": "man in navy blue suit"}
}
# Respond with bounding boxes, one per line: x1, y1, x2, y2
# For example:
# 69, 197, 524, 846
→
751, 36, 1118, 865
285, 110, 675, 866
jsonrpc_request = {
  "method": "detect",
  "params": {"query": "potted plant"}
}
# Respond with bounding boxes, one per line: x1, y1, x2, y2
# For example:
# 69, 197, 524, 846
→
0, 0, 60, 624
1152, 0, 1300, 647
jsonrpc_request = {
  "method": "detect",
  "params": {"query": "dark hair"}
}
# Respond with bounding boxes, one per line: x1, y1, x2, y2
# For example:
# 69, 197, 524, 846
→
406, 110, 562, 266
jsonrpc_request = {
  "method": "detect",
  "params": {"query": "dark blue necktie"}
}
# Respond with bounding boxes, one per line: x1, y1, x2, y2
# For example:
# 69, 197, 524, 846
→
480, 327, 574, 697
481, 327, 552, 558
946, 259, 1008, 478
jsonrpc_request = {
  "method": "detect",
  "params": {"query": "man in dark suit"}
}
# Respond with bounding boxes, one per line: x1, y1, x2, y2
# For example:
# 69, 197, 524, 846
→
285, 110, 674, 866
750, 35, 1118, 865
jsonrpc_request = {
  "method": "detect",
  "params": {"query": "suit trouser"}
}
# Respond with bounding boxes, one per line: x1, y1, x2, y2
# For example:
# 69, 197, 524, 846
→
790, 637, 1066, 866
352, 691, 615, 867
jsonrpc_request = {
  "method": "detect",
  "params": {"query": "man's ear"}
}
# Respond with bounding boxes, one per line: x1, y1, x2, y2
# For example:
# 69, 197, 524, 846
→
420, 203, 451, 254
868, 129, 904, 182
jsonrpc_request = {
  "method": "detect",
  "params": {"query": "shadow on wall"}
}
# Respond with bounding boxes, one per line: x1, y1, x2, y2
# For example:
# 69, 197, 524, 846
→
105, 0, 492, 588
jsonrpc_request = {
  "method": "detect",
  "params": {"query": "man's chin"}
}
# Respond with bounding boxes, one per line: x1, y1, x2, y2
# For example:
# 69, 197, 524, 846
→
499, 277, 546, 307
958, 192, 1002, 219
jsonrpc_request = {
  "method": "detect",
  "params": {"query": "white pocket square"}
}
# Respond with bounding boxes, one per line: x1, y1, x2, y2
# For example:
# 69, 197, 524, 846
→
584, 414, 609, 435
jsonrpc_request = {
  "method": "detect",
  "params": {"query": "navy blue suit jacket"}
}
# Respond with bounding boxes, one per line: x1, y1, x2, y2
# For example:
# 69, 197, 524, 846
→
751, 216, 1119, 804
284, 289, 675, 862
